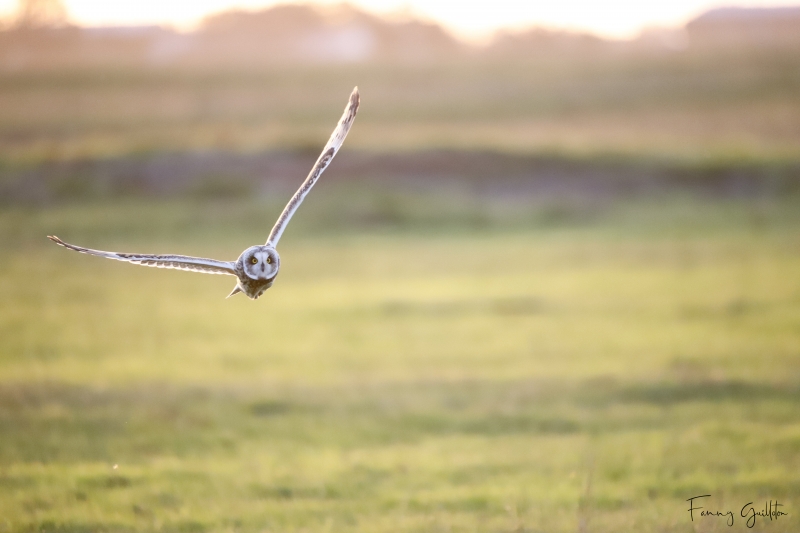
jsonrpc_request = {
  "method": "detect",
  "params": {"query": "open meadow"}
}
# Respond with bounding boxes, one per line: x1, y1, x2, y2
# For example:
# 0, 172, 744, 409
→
2, 13, 800, 531
1, 193, 799, 532
0, 47, 799, 167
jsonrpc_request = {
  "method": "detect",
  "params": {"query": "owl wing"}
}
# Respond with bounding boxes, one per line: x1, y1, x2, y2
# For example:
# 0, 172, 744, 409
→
47, 236, 237, 276
266, 86, 360, 247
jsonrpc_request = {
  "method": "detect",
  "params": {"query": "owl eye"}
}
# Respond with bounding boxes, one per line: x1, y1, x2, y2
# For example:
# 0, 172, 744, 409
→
250, 257, 258, 265
266, 257, 272, 264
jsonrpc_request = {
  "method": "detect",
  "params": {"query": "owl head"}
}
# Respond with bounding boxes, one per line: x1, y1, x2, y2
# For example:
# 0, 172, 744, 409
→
238, 246, 280, 280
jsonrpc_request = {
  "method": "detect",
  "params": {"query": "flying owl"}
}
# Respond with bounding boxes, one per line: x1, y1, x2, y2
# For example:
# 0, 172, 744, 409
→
48, 87, 360, 300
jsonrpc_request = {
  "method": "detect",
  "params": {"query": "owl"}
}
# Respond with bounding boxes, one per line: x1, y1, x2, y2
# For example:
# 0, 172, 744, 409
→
48, 87, 360, 300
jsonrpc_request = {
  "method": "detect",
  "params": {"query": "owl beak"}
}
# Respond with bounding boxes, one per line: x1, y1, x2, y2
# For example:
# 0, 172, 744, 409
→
226, 285, 243, 299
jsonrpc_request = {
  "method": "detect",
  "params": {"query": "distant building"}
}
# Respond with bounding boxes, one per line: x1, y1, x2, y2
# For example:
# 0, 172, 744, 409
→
686, 7, 800, 48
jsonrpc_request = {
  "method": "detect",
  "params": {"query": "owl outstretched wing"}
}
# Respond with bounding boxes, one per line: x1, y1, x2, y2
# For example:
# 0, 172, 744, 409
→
266, 86, 360, 247
47, 236, 237, 276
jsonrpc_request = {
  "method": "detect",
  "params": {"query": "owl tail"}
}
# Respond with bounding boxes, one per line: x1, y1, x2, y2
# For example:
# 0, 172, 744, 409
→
226, 284, 243, 299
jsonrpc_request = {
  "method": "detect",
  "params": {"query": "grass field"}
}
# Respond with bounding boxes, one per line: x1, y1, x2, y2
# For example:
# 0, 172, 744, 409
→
1, 194, 799, 532
1, 48, 799, 166
1, 30, 800, 531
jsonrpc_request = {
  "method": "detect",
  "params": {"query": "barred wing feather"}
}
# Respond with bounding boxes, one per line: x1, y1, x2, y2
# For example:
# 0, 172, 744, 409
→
47, 236, 237, 276
266, 87, 360, 247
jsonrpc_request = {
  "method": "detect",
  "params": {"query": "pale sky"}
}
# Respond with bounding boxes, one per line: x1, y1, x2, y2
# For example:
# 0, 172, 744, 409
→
2, 0, 799, 39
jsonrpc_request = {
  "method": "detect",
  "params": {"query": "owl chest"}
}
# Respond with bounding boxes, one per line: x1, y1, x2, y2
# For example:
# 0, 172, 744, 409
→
246, 278, 273, 299
238, 275, 274, 300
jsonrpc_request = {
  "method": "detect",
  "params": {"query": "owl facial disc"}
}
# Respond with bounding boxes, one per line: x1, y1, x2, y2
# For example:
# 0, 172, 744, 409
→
239, 246, 280, 281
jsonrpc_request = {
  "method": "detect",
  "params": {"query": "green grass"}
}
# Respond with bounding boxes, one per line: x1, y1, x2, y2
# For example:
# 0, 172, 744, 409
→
1, 195, 800, 532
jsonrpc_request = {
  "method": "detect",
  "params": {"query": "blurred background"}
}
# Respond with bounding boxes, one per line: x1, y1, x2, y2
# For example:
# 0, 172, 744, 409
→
1, 1, 799, 532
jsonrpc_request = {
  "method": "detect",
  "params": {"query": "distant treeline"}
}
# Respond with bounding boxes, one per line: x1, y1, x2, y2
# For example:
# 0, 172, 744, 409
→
1, 4, 799, 70
2, 150, 798, 205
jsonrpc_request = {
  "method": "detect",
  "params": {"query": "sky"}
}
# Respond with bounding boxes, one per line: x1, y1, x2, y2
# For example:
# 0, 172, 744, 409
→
2, 0, 799, 40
